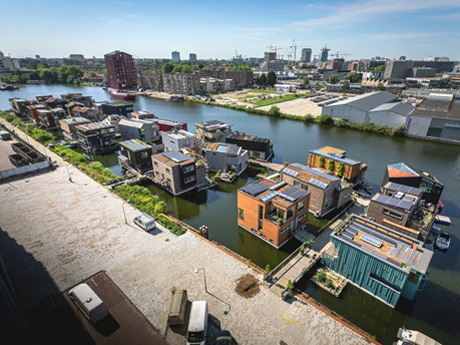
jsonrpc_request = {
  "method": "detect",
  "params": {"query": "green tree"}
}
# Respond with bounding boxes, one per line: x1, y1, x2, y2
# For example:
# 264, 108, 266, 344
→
303, 78, 310, 87
340, 80, 350, 91
344, 71, 360, 83
162, 62, 174, 73
266, 71, 277, 87
182, 65, 192, 73
376, 64, 386, 72
328, 74, 340, 84
268, 106, 281, 117
376, 82, 385, 91
327, 159, 334, 171
29, 70, 41, 80
172, 64, 183, 73
257, 73, 267, 86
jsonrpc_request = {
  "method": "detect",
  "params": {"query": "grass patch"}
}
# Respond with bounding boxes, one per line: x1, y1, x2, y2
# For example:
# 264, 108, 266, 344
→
155, 214, 187, 235
113, 184, 167, 216
251, 94, 304, 107
53, 145, 122, 185
246, 88, 277, 94
0, 111, 55, 145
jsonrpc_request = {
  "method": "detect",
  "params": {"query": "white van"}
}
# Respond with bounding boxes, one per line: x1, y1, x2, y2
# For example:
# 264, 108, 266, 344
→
69, 283, 108, 324
133, 213, 156, 231
186, 301, 208, 345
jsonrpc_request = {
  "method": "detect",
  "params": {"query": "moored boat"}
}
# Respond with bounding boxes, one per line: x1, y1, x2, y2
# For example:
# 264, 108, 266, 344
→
107, 87, 136, 100
435, 232, 450, 250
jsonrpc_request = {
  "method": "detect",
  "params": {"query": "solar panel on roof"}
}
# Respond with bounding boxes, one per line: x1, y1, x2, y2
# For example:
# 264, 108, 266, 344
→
279, 187, 308, 202
283, 168, 299, 177
361, 234, 383, 248
241, 183, 269, 197
162, 151, 190, 163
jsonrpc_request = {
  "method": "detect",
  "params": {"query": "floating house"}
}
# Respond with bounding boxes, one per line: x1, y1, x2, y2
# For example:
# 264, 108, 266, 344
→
75, 122, 119, 154
237, 180, 310, 248
307, 146, 367, 186
119, 139, 153, 173
60, 117, 92, 140
225, 131, 274, 162
382, 162, 444, 204
195, 120, 232, 144
151, 151, 207, 196
205, 143, 248, 176
321, 215, 433, 308
280, 163, 352, 217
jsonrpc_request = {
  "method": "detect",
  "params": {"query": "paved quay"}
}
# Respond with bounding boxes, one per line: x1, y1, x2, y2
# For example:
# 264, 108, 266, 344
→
0, 166, 369, 345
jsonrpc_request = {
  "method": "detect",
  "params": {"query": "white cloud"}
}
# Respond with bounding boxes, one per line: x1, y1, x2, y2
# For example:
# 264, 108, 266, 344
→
291, 0, 460, 31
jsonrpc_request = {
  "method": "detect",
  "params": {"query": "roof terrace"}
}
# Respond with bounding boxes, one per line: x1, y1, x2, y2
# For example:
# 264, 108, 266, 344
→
334, 216, 432, 274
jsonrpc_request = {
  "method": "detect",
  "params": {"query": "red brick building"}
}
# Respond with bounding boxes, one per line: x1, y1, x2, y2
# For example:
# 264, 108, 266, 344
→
237, 180, 310, 248
104, 51, 137, 89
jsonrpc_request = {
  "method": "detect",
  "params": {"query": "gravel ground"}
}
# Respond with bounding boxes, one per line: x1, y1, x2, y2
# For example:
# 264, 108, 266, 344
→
0, 166, 369, 345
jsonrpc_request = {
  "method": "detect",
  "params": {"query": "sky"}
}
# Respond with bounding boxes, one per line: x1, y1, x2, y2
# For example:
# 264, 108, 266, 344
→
1, 0, 460, 61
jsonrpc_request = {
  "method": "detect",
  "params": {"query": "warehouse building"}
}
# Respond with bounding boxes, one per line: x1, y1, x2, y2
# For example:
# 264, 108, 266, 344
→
321, 91, 414, 127
405, 94, 460, 144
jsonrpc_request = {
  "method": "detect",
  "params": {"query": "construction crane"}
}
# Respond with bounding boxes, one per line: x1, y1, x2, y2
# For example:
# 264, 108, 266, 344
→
289, 39, 310, 62
331, 51, 352, 59
266, 45, 283, 60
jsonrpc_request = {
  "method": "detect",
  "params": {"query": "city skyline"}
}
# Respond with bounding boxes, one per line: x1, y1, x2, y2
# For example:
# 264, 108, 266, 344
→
1, 0, 460, 60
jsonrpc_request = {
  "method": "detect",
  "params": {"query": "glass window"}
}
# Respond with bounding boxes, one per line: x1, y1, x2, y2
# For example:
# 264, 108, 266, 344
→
298, 199, 305, 212
383, 208, 403, 220
420, 179, 434, 193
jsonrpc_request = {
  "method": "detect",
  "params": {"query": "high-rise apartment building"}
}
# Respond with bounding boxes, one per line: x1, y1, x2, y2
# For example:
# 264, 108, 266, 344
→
172, 51, 180, 62
189, 53, 197, 62
300, 48, 312, 63
104, 51, 137, 89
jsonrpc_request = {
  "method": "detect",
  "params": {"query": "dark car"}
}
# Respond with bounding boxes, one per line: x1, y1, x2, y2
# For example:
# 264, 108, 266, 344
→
215, 330, 234, 345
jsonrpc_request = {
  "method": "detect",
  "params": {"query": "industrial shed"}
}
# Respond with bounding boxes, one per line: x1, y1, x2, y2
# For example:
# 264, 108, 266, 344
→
322, 91, 413, 127
406, 94, 460, 144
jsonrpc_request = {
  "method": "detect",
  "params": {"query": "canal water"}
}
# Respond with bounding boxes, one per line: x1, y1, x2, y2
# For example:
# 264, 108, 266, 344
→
1, 85, 460, 344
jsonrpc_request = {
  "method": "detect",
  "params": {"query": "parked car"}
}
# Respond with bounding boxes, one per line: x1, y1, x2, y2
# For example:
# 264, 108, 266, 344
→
133, 213, 156, 231
215, 330, 234, 345
186, 301, 208, 345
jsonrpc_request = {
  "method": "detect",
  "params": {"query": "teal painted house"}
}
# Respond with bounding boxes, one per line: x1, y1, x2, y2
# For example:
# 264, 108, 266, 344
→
321, 215, 432, 308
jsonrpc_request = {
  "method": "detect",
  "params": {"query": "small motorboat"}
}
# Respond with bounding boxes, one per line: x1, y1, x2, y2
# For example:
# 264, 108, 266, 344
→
435, 232, 450, 250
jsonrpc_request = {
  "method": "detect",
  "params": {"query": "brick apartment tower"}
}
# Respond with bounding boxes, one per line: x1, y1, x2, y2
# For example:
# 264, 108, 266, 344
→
104, 50, 137, 89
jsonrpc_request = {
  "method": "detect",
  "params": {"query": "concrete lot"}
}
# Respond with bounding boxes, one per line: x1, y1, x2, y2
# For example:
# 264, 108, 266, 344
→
258, 97, 323, 117
0, 166, 368, 345
0, 137, 16, 170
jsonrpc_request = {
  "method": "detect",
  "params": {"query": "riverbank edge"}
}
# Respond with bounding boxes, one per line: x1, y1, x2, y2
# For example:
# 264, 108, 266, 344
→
1, 116, 382, 345
184, 97, 406, 137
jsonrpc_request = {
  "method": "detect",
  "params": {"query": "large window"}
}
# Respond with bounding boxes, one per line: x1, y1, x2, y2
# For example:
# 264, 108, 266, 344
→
238, 208, 244, 220
383, 208, 403, 220
420, 179, 434, 193
426, 127, 442, 138
298, 199, 305, 213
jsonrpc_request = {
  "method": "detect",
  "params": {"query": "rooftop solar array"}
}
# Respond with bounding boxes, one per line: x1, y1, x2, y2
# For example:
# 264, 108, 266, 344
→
375, 194, 413, 211
385, 182, 423, 196
121, 139, 151, 152
241, 183, 269, 197
283, 167, 299, 177
309, 178, 328, 189
279, 187, 308, 202
161, 151, 190, 163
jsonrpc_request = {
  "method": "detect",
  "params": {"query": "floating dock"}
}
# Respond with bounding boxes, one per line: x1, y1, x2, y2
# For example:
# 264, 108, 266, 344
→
434, 215, 452, 225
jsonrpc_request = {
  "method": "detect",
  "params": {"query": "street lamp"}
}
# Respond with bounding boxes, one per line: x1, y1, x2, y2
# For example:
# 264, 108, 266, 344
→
122, 199, 130, 225
195, 268, 208, 293
194, 267, 231, 315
